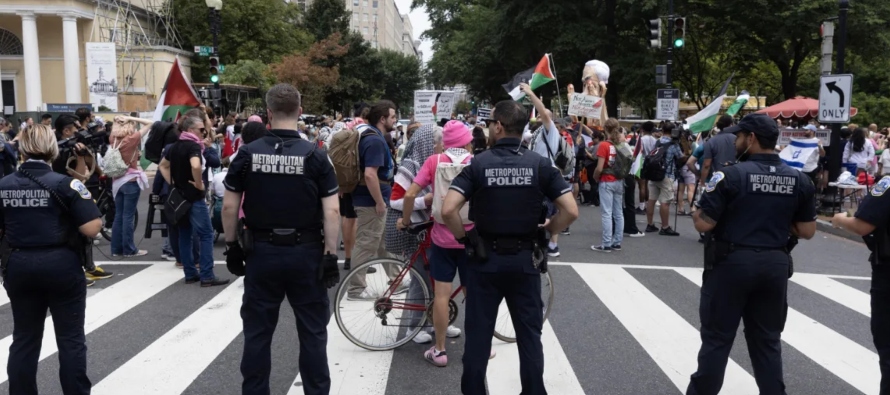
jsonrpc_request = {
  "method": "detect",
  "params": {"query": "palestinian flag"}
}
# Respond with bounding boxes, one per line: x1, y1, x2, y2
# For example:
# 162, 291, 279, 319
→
725, 90, 750, 117
152, 58, 201, 122
686, 74, 734, 135
503, 55, 555, 101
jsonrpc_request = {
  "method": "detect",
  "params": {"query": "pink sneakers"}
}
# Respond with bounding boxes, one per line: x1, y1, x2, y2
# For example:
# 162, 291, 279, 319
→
423, 346, 448, 367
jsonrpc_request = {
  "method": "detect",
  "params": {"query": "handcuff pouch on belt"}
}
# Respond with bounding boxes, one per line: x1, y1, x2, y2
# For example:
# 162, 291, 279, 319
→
238, 219, 254, 255
865, 225, 890, 266
703, 233, 730, 271
269, 229, 298, 246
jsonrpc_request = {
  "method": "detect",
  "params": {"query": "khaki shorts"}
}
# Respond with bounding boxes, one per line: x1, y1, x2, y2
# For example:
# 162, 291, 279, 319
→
648, 178, 675, 204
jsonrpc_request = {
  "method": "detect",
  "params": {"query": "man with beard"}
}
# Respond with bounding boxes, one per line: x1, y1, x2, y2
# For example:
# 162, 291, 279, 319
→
686, 113, 817, 395
345, 100, 401, 299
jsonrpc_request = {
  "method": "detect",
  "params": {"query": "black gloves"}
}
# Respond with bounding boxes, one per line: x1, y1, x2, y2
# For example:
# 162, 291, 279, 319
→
318, 253, 340, 289
458, 228, 488, 263
225, 242, 246, 276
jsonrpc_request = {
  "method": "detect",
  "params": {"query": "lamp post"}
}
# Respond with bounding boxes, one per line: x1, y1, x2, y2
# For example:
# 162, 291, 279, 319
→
205, 0, 222, 89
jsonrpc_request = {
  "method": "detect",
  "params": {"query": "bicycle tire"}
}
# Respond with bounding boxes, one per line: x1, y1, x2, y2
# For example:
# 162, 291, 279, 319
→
334, 257, 430, 351
492, 270, 554, 343
101, 208, 139, 242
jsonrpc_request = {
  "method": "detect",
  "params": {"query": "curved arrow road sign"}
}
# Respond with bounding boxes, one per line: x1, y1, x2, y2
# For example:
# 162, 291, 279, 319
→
819, 74, 853, 123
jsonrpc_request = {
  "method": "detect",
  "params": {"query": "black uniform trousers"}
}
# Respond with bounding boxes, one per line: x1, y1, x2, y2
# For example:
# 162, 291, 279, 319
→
873, 264, 890, 395
687, 249, 789, 395
240, 241, 331, 395
461, 251, 546, 395
4, 248, 90, 395
623, 174, 641, 234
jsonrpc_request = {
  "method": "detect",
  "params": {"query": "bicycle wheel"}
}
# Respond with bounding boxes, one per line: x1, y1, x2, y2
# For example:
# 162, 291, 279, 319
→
492, 270, 554, 343
334, 258, 431, 351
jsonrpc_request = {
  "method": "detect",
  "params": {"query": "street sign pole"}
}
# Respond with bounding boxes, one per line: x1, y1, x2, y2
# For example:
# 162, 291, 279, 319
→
824, 0, 849, 211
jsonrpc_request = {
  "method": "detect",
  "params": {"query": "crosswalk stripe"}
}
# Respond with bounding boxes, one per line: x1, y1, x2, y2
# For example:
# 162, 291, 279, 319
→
791, 273, 871, 317
91, 278, 245, 395
577, 265, 759, 393
486, 320, 585, 394
0, 263, 182, 384
675, 267, 881, 395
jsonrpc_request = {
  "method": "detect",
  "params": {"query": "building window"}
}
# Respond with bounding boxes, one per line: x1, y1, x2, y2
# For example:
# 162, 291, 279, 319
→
363, 0, 368, 7
372, 41, 378, 48
0, 29, 24, 55
363, 27, 368, 34
373, 1, 378, 7
353, 0, 359, 5
363, 13, 368, 21
373, 14, 377, 22
353, 12, 358, 22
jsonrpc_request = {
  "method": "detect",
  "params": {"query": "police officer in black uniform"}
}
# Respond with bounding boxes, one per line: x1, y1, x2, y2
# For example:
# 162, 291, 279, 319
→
832, 176, 890, 394
687, 113, 817, 395
442, 100, 579, 395
1, 124, 102, 395
222, 83, 341, 395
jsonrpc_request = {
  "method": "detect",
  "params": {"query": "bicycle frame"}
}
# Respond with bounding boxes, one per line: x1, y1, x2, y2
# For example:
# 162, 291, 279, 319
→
378, 229, 464, 316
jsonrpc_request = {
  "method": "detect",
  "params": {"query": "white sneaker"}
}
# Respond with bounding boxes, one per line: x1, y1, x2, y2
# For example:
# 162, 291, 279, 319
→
160, 253, 175, 261
444, 325, 461, 338
413, 331, 433, 344
628, 231, 645, 238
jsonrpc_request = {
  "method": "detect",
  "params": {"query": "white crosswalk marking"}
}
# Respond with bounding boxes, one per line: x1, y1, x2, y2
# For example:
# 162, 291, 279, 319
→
577, 265, 759, 394
0, 262, 879, 394
675, 268, 881, 395
791, 273, 871, 317
92, 278, 246, 395
0, 262, 183, 384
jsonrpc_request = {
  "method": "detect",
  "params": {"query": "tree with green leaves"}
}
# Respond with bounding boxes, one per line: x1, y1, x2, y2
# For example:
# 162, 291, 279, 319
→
379, 49, 424, 111
324, 32, 385, 113
302, 0, 351, 42
170, 0, 312, 83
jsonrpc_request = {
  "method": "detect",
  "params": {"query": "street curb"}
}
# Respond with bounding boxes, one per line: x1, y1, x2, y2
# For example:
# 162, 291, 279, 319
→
816, 218, 862, 243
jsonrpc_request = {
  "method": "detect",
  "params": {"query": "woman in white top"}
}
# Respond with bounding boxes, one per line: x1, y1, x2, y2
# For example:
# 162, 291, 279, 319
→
843, 127, 875, 174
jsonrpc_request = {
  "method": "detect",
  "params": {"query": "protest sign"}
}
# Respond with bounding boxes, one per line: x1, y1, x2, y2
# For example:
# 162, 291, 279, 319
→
567, 93, 604, 120
414, 91, 456, 125
779, 128, 831, 147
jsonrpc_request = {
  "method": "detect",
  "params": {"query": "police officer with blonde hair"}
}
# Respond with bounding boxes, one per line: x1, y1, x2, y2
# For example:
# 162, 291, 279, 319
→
0, 123, 102, 395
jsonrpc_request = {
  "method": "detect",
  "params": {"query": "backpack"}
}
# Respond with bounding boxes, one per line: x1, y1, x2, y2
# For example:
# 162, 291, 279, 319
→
328, 125, 376, 194
603, 142, 633, 179
641, 141, 675, 182
431, 152, 473, 224
103, 138, 137, 178
144, 121, 178, 164
533, 126, 575, 176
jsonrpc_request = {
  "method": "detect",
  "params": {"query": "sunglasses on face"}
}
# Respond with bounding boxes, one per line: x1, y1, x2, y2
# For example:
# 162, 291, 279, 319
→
484, 119, 499, 127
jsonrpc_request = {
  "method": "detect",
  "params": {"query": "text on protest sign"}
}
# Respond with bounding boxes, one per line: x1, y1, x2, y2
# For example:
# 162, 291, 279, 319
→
567, 93, 604, 120
414, 91, 456, 125
779, 128, 831, 147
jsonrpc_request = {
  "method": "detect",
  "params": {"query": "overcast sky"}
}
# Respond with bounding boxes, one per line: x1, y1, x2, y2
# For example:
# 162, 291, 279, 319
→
393, 0, 432, 62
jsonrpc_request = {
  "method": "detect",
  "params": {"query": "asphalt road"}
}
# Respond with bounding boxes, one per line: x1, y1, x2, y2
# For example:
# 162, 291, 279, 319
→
0, 191, 878, 395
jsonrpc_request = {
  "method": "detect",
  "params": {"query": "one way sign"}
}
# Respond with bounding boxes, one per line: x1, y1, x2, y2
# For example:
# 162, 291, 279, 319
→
819, 74, 853, 123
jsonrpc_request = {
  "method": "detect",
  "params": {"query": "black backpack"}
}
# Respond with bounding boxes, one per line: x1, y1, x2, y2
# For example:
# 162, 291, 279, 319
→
144, 121, 179, 164
641, 141, 675, 182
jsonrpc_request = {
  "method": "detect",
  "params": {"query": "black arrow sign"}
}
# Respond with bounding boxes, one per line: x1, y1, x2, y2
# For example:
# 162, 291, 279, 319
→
826, 81, 845, 107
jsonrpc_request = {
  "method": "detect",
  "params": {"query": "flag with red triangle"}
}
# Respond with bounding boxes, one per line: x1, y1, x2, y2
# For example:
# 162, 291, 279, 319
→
152, 58, 201, 122
503, 54, 556, 101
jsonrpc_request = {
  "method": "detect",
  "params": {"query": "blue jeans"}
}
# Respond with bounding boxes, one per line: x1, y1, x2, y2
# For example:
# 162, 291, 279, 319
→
599, 180, 624, 247
177, 200, 216, 282
111, 181, 140, 256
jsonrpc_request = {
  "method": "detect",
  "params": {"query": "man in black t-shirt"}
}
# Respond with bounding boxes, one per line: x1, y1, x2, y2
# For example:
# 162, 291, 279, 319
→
159, 116, 229, 287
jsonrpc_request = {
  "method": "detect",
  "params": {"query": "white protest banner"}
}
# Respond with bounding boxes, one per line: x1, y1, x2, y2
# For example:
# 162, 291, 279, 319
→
779, 128, 831, 147
414, 90, 456, 125
86, 42, 119, 112
567, 93, 603, 120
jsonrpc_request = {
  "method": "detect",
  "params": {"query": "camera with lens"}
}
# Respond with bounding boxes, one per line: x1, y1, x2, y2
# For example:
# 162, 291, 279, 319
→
58, 125, 108, 156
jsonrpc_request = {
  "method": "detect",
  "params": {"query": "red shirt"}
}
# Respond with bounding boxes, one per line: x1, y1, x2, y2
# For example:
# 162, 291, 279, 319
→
596, 141, 618, 183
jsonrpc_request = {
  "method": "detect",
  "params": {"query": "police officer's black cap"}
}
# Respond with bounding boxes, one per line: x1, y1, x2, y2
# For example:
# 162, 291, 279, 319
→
726, 113, 779, 139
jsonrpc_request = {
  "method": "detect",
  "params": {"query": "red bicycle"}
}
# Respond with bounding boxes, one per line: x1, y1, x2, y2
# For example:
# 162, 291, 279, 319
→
334, 221, 554, 351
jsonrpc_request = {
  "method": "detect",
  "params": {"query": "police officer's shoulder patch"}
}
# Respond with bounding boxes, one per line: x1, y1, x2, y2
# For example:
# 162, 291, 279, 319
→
872, 176, 890, 197
705, 171, 725, 193
70, 179, 91, 200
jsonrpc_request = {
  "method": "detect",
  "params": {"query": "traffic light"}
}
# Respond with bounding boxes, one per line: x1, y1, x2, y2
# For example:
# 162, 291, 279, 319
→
648, 18, 662, 49
673, 17, 686, 48
209, 56, 220, 84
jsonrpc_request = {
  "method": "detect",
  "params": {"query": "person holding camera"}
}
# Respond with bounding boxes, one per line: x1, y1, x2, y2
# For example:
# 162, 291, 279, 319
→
108, 115, 153, 257
0, 123, 102, 394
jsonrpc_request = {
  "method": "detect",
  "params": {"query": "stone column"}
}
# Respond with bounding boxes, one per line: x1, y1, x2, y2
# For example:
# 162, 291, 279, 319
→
18, 12, 42, 111
61, 13, 82, 104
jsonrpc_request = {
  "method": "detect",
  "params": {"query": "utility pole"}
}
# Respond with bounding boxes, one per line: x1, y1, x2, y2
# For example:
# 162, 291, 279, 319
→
666, 0, 674, 88
825, 0, 849, 208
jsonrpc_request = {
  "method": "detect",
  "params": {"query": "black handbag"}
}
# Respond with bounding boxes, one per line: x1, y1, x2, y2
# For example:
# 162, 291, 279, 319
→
164, 188, 192, 226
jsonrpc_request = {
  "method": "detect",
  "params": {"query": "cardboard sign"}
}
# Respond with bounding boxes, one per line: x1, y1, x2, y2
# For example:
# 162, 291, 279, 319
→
779, 128, 831, 147
414, 91, 456, 125
567, 93, 604, 120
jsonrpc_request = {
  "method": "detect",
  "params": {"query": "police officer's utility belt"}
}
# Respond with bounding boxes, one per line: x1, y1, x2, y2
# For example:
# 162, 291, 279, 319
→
250, 229, 322, 246
722, 242, 787, 253
8, 243, 68, 250
482, 237, 535, 255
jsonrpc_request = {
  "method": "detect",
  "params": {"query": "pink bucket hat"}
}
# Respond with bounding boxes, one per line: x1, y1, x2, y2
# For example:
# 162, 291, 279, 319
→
443, 120, 473, 149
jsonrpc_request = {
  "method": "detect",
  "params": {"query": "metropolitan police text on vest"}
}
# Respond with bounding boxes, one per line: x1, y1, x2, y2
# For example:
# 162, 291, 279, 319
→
1, 189, 50, 207
749, 174, 796, 194
252, 154, 305, 175
485, 168, 534, 186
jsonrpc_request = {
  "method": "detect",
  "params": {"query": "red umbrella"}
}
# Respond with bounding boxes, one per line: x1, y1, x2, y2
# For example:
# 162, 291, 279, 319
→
755, 96, 858, 120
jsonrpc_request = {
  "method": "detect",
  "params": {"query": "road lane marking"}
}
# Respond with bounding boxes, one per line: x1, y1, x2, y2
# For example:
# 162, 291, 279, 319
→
791, 273, 871, 317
